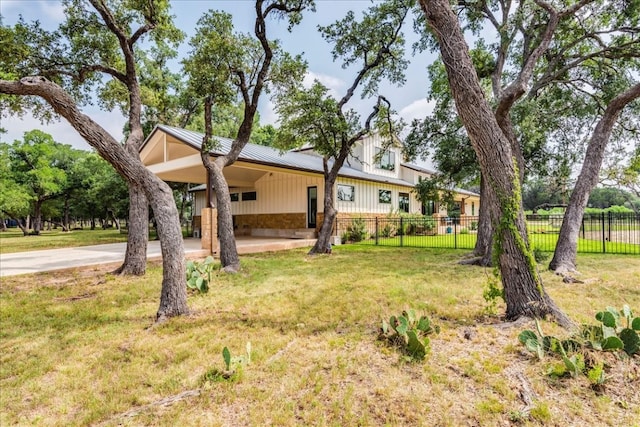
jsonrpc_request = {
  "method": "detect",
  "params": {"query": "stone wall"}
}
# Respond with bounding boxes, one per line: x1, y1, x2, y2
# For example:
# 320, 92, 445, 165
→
234, 213, 308, 232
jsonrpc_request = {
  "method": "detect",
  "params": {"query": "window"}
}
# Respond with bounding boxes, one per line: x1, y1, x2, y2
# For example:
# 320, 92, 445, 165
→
379, 189, 392, 204
337, 184, 355, 202
375, 147, 395, 171
422, 200, 436, 216
472, 201, 475, 216
230, 193, 239, 202
242, 191, 257, 201
399, 192, 410, 213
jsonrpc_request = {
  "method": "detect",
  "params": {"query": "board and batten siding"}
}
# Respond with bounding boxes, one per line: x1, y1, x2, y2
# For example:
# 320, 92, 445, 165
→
335, 178, 420, 215
194, 171, 325, 215
360, 133, 401, 179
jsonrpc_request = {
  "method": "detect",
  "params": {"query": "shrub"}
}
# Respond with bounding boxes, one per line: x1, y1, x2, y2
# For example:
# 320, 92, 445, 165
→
380, 223, 396, 238
459, 227, 469, 235
345, 217, 367, 242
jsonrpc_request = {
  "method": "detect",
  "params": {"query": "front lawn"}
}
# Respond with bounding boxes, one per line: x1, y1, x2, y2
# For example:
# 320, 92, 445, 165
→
0, 229, 128, 254
1, 246, 638, 425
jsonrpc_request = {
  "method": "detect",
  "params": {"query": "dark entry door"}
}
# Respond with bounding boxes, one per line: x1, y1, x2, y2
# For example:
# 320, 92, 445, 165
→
307, 186, 317, 228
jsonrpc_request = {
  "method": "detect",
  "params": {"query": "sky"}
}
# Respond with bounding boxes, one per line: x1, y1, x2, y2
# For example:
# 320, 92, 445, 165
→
0, 0, 438, 152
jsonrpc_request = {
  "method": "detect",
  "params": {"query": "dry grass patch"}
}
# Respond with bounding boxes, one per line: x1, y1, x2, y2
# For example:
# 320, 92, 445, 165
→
1, 246, 638, 426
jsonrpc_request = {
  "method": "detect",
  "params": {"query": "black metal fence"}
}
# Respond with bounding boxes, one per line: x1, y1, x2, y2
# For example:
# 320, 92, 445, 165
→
335, 212, 640, 255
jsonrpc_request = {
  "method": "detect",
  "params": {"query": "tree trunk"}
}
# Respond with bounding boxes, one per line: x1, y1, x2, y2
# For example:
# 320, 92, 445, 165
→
419, 0, 571, 327
210, 165, 240, 272
148, 178, 189, 321
113, 183, 148, 276
19, 218, 29, 236
549, 83, 640, 274
64, 197, 71, 231
462, 174, 493, 266
32, 200, 42, 235
110, 210, 121, 231
310, 174, 337, 255
0, 218, 6, 232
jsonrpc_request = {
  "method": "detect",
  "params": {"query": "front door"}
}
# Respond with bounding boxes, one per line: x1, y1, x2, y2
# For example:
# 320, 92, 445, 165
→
307, 186, 317, 228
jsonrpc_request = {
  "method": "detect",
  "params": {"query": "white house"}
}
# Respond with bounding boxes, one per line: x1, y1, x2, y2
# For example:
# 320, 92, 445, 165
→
140, 125, 480, 241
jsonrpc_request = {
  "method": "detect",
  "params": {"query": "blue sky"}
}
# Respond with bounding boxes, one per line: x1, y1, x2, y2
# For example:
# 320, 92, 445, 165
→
1, 0, 437, 151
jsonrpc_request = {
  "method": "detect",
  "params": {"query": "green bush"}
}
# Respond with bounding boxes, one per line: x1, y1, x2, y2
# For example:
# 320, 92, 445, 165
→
380, 223, 396, 238
345, 217, 367, 242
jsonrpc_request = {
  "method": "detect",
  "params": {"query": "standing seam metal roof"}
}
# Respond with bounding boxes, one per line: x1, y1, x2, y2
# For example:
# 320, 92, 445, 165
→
152, 124, 479, 196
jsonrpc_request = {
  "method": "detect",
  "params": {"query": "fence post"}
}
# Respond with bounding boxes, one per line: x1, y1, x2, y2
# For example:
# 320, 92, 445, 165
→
454, 218, 457, 249
400, 216, 404, 247
601, 212, 606, 253
375, 217, 379, 246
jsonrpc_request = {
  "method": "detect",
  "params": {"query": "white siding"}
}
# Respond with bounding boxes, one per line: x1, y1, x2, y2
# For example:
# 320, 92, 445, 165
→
350, 144, 364, 171
335, 178, 421, 215
194, 171, 325, 215
359, 133, 401, 179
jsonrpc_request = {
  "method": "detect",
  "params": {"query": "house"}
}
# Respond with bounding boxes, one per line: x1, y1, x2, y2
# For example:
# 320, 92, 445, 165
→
139, 125, 480, 245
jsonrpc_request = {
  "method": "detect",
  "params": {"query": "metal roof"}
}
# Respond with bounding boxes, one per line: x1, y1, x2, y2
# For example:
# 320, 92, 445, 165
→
152, 124, 479, 196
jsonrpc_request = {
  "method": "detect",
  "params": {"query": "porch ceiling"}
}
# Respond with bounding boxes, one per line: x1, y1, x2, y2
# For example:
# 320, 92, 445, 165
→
151, 162, 268, 187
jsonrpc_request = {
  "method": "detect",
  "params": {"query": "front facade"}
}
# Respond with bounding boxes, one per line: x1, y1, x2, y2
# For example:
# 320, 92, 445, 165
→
140, 125, 480, 239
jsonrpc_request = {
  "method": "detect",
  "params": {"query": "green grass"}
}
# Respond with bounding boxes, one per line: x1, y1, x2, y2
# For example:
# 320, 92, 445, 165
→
0, 228, 128, 254
0, 228, 198, 254
353, 232, 640, 255
1, 246, 639, 426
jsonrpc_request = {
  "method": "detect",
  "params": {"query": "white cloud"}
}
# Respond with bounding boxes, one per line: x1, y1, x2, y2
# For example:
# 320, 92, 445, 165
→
259, 99, 279, 126
1, 1, 66, 29
398, 98, 436, 125
303, 71, 345, 99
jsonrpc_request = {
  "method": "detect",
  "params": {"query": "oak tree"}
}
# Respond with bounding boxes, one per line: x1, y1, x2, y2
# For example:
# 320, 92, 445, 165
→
0, 0, 189, 320
274, 0, 412, 254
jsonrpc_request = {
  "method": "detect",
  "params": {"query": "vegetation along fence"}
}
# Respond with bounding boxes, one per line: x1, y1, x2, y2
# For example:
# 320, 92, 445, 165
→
335, 213, 640, 255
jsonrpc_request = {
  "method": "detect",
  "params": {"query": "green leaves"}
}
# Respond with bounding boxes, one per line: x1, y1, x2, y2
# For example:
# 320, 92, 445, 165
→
381, 309, 439, 362
186, 256, 217, 293
594, 305, 640, 355
222, 346, 232, 371
520, 306, 640, 386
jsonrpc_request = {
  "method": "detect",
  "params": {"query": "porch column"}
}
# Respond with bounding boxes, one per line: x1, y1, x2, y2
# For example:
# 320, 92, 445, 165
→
200, 207, 219, 255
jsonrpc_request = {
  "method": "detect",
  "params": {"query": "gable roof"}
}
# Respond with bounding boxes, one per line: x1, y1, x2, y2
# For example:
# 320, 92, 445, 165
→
144, 124, 479, 197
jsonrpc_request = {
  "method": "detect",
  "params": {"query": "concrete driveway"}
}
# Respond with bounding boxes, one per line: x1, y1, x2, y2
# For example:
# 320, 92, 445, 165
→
0, 237, 317, 278
0, 238, 206, 277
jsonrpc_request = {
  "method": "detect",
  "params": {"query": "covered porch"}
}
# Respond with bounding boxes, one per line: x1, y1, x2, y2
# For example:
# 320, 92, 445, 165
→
140, 126, 321, 254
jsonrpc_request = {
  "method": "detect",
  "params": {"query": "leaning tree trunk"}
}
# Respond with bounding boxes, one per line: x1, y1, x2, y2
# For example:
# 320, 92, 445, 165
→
420, 0, 571, 326
550, 83, 640, 274
310, 173, 337, 255
113, 183, 148, 276
210, 163, 240, 273
145, 174, 189, 321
